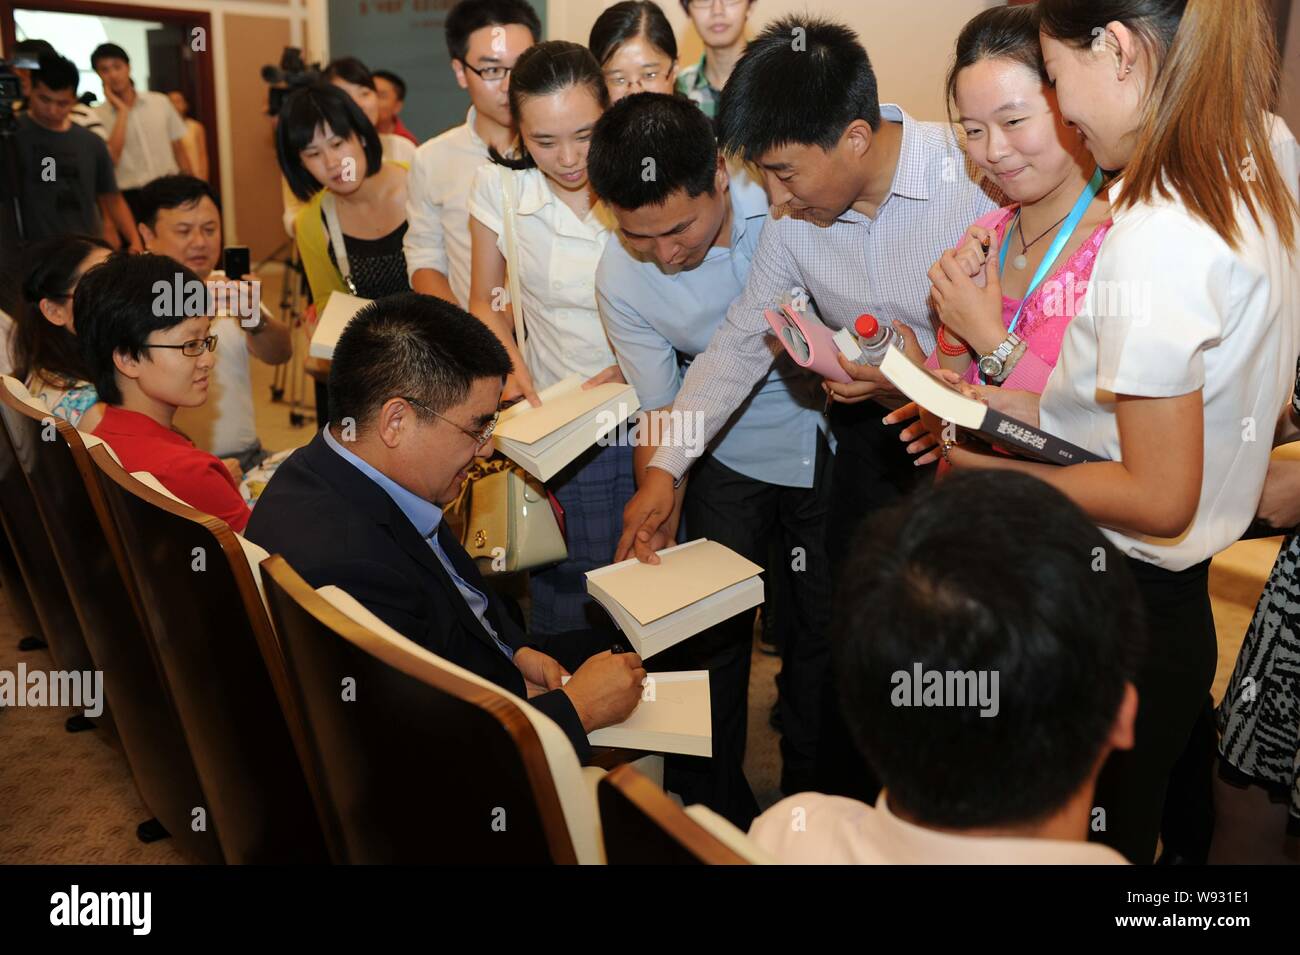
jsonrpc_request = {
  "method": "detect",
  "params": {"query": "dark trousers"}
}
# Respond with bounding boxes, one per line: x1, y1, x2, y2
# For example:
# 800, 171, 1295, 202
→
1091, 557, 1218, 864
815, 400, 934, 800
657, 439, 833, 828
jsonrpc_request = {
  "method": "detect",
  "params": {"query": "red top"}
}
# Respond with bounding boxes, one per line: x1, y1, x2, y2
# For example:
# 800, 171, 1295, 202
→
391, 116, 420, 146
93, 406, 252, 533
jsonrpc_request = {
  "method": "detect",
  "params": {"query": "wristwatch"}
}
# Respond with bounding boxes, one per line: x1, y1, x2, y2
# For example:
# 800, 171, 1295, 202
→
978, 332, 1023, 381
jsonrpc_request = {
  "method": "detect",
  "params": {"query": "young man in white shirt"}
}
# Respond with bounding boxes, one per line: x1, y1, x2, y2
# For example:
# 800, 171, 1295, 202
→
749, 471, 1138, 865
91, 43, 191, 230
405, 0, 541, 307
136, 175, 292, 473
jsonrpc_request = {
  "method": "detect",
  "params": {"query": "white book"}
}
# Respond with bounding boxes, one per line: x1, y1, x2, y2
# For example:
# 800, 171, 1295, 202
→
493, 374, 639, 481
566, 670, 712, 757
585, 539, 764, 659
308, 291, 372, 360
877, 345, 1103, 466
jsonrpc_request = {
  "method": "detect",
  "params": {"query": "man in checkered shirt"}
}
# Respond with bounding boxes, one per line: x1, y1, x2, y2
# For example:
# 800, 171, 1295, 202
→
615, 15, 1002, 801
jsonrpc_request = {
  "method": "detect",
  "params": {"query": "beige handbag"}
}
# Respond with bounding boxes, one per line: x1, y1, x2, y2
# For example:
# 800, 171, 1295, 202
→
445, 458, 567, 575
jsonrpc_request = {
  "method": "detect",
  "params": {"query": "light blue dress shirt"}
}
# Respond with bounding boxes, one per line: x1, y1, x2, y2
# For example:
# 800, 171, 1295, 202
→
596, 173, 826, 488
322, 425, 511, 659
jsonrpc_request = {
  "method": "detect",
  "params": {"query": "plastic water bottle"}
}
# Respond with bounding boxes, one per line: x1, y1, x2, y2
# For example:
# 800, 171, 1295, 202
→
834, 314, 902, 367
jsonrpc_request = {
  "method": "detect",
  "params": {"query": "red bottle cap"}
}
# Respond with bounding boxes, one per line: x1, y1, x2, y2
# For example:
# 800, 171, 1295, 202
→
855, 314, 880, 338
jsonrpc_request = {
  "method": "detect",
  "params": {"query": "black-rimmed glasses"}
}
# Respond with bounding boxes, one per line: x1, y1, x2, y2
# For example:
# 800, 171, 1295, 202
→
401, 396, 498, 447
142, 335, 219, 357
463, 62, 511, 84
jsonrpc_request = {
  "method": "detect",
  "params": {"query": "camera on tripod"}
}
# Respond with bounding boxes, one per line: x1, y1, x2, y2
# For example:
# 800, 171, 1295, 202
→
261, 47, 321, 118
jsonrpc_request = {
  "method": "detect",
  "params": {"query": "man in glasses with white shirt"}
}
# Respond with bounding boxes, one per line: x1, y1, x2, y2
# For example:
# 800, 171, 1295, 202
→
406, 0, 541, 307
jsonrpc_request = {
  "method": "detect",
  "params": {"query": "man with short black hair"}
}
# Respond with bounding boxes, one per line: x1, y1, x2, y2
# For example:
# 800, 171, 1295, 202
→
590, 92, 829, 819
12, 38, 106, 136
619, 16, 1002, 800
136, 174, 291, 472
405, 0, 541, 306
246, 293, 647, 760
750, 471, 1141, 864
15, 52, 138, 247
91, 42, 192, 225
372, 69, 419, 145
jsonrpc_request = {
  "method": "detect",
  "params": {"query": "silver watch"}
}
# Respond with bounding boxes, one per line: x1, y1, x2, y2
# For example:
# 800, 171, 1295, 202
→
978, 332, 1022, 381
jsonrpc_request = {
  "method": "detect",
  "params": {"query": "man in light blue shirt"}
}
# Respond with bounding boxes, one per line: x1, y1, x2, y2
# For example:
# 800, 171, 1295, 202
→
590, 93, 833, 821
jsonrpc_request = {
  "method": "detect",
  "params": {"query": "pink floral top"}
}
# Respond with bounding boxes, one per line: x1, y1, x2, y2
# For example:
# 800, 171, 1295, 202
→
926, 206, 1112, 393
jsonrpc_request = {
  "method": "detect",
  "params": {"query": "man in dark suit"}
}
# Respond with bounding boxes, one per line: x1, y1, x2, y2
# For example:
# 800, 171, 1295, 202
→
246, 293, 645, 761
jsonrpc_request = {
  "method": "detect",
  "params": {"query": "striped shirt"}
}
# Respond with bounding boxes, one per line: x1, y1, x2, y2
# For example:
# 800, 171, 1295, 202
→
650, 104, 1002, 479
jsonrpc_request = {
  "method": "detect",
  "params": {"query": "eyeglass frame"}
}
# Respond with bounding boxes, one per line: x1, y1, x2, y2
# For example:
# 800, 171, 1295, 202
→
400, 395, 498, 447
141, 335, 219, 358
462, 62, 512, 84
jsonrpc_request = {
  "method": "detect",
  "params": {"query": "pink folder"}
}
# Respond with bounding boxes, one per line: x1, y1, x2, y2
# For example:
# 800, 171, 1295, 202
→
764, 304, 853, 384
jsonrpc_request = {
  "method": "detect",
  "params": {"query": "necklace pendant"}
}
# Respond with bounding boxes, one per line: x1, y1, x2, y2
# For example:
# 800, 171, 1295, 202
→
1012, 254, 1029, 271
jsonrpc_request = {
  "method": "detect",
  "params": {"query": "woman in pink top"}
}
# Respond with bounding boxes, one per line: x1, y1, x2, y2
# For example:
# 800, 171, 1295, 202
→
908, 5, 1112, 396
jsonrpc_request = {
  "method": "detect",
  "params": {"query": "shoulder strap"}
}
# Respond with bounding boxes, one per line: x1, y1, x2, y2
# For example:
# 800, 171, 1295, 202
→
498, 166, 527, 353
320, 192, 357, 294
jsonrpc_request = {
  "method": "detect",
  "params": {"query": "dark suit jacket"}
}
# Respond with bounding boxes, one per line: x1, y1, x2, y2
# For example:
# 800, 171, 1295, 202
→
246, 431, 592, 761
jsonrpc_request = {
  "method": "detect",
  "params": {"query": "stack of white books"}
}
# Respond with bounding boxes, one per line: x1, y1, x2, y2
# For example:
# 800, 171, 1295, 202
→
585, 539, 764, 659
493, 374, 639, 481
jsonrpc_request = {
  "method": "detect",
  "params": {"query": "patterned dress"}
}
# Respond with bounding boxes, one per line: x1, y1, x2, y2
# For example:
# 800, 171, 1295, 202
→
1218, 530, 1300, 835
24, 371, 98, 427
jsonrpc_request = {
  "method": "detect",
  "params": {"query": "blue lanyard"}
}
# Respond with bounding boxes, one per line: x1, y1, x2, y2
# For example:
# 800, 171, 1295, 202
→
997, 166, 1105, 338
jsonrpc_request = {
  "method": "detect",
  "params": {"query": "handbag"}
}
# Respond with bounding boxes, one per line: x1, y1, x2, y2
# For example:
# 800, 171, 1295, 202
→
444, 458, 568, 575
442, 169, 567, 575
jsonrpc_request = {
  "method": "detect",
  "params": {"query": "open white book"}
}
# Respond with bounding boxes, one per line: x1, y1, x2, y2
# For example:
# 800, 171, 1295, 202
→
564, 670, 711, 757
585, 539, 764, 659
877, 345, 1103, 466
493, 374, 639, 481
308, 291, 372, 360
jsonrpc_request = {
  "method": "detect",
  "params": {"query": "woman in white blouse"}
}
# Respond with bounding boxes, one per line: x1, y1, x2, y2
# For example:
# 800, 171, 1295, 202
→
468, 41, 632, 636
922, 0, 1299, 863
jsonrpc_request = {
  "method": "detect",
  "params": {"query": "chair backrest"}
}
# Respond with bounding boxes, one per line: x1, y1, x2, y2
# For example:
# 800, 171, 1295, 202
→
260, 554, 597, 863
597, 764, 771, 864
0, 385, 95, 676
0, 378, 223, 863
85, 442, 328, 864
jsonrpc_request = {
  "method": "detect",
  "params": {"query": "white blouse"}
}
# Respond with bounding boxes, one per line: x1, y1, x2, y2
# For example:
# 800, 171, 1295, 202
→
1040, 179, 1300, 570
469, 164, 617, 391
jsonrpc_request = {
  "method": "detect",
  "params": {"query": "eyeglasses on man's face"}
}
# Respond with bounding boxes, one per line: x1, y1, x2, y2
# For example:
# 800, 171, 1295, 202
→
142, 335, 219, 358
463, 63, 511, 84
401, 396, 498, 447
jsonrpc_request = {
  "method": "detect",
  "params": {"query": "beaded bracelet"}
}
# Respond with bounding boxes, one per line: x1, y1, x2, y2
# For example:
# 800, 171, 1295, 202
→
936, 324, 969, 357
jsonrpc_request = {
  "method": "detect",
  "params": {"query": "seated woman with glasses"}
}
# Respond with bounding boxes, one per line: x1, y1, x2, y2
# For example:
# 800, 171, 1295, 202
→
76, 252, 252, 532
13, 235, 112, 429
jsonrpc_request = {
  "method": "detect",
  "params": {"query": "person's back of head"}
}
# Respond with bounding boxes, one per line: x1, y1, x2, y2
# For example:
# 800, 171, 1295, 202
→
836, 470, 1144, 833
75, 252, 209, 407
328, 292, 511, 505
589, 92, 717, 210
716, 14, 879, 163
16, 235, 112, 385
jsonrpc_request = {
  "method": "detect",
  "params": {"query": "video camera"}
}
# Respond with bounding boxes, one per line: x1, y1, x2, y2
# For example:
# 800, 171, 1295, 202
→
261, 47, 322, 117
